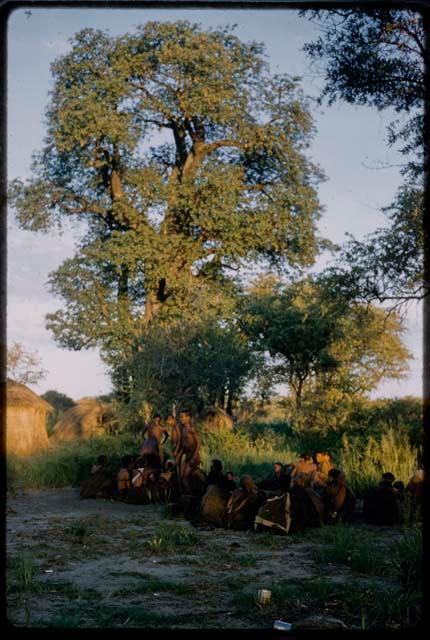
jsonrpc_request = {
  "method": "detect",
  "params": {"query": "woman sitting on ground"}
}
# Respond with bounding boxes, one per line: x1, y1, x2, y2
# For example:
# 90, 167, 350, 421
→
224, 475, 266, 531
291, 453, 317, 487
289, 472, 323, 532
363, 472, 402, 526
80, 454, 113, 499
406, 469, 424, 522
324, 469, 355, 524
114, 455, 135, 500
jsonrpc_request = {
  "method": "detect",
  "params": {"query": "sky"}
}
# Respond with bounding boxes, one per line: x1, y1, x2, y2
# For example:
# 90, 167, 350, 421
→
7, 7, 422, 401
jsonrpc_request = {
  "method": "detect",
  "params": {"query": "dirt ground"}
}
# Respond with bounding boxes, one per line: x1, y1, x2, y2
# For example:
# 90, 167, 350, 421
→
6, 487, 411, 630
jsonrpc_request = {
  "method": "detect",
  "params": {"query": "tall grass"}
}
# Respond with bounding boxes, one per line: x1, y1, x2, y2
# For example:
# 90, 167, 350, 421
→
7, 425, 419, 497
199, 428, 299, 479
338, 429, 418, 495
7, 433, 136, 491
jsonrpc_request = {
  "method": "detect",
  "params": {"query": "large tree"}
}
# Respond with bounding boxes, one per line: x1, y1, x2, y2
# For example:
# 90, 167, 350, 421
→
9, 22, 323, 370
301, 9, 426, 306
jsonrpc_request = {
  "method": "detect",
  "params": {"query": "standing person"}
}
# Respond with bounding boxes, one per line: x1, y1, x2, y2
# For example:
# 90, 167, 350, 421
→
166, 414, 182, 461
139, 414, 169, 467
177, 410, 202, 493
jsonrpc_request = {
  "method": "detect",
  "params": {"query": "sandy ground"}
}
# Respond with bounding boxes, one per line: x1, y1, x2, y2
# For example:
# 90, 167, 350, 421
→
6, 487, 408, 629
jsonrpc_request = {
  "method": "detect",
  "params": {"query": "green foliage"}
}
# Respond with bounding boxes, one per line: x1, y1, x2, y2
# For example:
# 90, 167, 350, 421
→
302, 10, 424, 175
302, 9, 424, 303
42, 389, 76, 436
241, 276, 410, 429
389, 527, 422, 595
147, 522, 199, 552
338, 429, 419, 494
7, 418, 419, 498
10, 21, 323, 374
7, 433, 136, 490
314, 524, 386, 573
7, 341, 46, 385
125, 317, 257, 415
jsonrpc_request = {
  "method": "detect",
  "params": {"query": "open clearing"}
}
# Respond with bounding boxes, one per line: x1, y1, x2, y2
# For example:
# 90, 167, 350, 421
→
6, 487, 416, 629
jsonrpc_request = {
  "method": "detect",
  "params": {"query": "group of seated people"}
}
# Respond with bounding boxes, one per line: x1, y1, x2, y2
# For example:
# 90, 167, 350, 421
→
80, 412, 424, 535
362, 470, 424, 525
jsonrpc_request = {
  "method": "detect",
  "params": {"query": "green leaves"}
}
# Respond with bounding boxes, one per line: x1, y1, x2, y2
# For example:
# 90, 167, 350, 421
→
9, 20, 323, 372
240, 276, 410, 428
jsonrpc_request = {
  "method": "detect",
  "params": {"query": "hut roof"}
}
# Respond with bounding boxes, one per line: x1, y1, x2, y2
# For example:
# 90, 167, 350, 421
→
7, 379, 54, 413
51, 398, 109, 442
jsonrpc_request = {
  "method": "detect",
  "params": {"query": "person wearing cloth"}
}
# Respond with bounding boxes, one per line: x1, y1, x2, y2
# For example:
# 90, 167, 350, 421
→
363, 472, 401, 525
291, 453, 317, 487
80, 455, 113, 499
323, 469, 355, 524
224, 475, 266, 531
114, 455, 135, 500
258, 462, 289, 492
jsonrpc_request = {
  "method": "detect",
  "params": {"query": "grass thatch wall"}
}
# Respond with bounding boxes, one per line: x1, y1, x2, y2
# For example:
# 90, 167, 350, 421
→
7, 380, 53, 456
50, 399, 108, 443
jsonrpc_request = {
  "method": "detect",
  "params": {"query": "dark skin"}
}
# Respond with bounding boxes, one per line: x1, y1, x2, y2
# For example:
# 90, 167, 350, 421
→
140, 417, 168, 461
177, 412, 201, 491
166, 415, 182, 461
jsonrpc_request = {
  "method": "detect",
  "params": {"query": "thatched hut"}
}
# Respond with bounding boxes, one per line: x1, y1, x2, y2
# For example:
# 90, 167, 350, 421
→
7, 380, 53, 456
50, 398, 109, 443
200, 407, 234, 432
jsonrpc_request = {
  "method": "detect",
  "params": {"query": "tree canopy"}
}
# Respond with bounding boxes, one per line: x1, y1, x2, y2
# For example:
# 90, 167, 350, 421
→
7, 342, 46, 386
301, 8, 425, 306
240, 276, 410, 429
124, 317, 258, 417
9, 21, 323, 369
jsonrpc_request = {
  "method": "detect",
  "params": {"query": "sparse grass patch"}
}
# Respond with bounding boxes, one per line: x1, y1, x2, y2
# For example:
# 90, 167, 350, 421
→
313, 524, 387, 574
147, 522, 199, 553
389, 526, 422, 595
7, 557, 38, 594
237, 555, 258, 567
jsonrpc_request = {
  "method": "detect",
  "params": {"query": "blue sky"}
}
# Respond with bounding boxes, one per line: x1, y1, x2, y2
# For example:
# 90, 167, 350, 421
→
7, 7, 422, 400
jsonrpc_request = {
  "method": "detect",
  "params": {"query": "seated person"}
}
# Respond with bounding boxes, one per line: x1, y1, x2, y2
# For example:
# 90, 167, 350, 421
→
225, 471, 237, 492
258, 462, 289, 492
80, 454, 113, 499
207, 459, 226, 484
323, 469, 355, 524
160, 459, 176, 483
199, 481, 231, 528
291, 453, 317, 486
289, 472, 323, 532
363, 472, 402, 525
114, 455, 134, 500
91, 454, 108, 475
315, 451, 334, 479
224, 476, 266, 531
255, 474, 292, 535
406, 469, 424, 522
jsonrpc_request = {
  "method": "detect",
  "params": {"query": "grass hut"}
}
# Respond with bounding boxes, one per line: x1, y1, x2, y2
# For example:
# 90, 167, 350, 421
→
50, 398, 108, 443
7, 380, 53, 456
